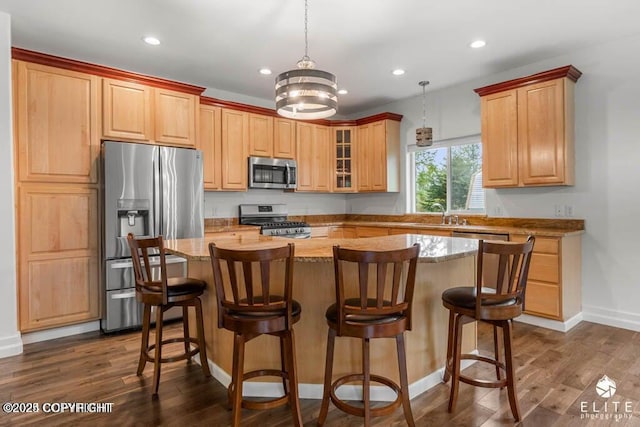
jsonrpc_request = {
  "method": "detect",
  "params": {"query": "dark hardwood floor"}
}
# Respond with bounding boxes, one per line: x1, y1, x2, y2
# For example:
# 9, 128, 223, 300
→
1, 320, 639, 426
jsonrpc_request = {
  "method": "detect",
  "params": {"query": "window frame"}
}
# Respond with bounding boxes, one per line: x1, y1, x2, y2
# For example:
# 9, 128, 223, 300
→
407, 134, 484, 215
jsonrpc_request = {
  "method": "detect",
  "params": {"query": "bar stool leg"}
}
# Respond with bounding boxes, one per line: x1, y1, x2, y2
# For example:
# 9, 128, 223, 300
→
194, 298, 211, 377
152, 307, 164, 396
443, 310, 455, 382
493, 324, 502, 382
362, 337, 371, 426
280, 334, 290, 396
317, 328, 336, 426
231, 333, 246, 427
447, 313, 463, 413
503, 320, 521, 421
285, 329, 303, 427
396, 333, 415, 427
138, 304, 152, 375
182, 305, 191, 359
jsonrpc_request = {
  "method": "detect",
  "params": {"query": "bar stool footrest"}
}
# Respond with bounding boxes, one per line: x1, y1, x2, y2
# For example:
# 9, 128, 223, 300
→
446, 353, 508, 389
329, 373, 402, 418
228, 369, 290, 410
145, 337, 201, 364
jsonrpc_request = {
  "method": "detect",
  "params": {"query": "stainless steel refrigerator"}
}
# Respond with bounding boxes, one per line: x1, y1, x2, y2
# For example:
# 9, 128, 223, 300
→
101, 141, 204, 332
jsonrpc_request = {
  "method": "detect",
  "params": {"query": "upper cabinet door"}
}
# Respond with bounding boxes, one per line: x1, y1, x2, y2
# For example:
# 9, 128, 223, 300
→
356, 124, 371, 191
154, 88, 197, 147
221, 109, 248, 190
481, 89, 519, 187
248, 113, 274, 157
518, 79, 572, 186
313, 125, 332, 191
15, 61, 99, 184
199, 105, 222, 190
295, 122, 314, 191
102, 78, 153, 141
370, 121, 388, 191
274, 118, 296, 159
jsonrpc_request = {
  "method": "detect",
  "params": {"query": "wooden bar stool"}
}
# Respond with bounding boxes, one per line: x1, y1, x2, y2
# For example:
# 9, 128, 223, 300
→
208, 242, 303, 427
318, 243, 420, 427
127, 233, 211, 397
442, 236, 535, 421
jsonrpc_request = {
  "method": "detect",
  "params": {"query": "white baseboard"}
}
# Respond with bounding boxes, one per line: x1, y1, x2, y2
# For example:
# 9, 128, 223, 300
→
21, 321, 101, 345
582, 305, 640, 332
0, 333, 23, 358
515, 313, 582, 332
199, 350, 478, 401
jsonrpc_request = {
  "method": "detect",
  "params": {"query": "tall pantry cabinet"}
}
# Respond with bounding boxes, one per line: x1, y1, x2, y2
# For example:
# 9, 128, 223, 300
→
13, 60, 100, 331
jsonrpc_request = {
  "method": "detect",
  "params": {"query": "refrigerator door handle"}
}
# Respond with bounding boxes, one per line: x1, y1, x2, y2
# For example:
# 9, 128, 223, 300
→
111, 291, 137, 300
153, 147, 161, 237
109, 255, 186, 269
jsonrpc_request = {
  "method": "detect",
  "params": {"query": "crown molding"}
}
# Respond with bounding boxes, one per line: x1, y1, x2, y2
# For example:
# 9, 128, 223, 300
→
474, 65, 582, 97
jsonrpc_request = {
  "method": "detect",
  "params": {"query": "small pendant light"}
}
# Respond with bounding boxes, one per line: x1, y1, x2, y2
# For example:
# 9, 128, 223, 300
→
416, 80, 433, 146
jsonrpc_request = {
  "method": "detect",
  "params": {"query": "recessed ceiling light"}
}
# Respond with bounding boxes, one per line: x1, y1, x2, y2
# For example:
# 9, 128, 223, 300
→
470, 40, 486, 49
143, 36, 161, 46
259, 68, 272, 75
338, 89, 348, 95
392, 69, 405, 76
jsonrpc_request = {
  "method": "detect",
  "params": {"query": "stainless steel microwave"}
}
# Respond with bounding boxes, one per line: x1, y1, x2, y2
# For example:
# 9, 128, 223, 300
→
248, 156, 297, 189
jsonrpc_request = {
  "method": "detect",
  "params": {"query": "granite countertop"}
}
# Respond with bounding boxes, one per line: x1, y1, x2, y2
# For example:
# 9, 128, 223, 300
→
306, 221, 584, 237
165, 234, 478, 263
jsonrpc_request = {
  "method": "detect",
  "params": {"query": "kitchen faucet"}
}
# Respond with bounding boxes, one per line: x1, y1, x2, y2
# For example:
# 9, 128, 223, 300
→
431, 203, 446, 224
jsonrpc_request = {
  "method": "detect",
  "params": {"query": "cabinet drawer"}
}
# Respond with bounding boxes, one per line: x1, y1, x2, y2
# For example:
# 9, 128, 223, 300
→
356, 226, 389, 238
311, 227, 329, 238
528, 253, 559, 283
511, 235, 559, 254
390, 227, 452, 237
524, 281, 560, 318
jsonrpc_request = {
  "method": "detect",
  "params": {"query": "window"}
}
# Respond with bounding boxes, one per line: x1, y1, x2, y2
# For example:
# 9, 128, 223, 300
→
408, 135, 484, 214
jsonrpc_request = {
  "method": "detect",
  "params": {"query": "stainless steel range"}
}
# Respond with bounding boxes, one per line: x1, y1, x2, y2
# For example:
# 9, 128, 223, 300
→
239, 204, 311, 239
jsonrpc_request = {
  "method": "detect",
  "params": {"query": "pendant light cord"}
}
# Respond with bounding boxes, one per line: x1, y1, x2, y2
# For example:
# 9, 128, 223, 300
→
419, 80, 430, 128
303, 0, 309, 61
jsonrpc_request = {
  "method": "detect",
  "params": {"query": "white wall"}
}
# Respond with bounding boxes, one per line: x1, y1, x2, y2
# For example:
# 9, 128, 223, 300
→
347, 34, 640, 331
0, 11, 23, 357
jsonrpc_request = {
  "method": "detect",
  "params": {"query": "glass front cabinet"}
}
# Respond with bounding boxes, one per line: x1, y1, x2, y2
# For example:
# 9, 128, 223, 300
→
334, 127, 356, 192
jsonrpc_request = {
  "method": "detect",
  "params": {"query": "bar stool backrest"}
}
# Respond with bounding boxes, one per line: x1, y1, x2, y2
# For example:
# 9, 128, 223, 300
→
127, 233, 169, 306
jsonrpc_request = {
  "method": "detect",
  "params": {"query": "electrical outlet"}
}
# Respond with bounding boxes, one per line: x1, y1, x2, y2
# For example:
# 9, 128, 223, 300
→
554, 204, 564, 217
565, 205, 574, 217
494, 206, 503, 216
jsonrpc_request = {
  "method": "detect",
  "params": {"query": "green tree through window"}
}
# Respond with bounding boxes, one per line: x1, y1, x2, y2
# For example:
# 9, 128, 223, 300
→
413, 141, 483, 213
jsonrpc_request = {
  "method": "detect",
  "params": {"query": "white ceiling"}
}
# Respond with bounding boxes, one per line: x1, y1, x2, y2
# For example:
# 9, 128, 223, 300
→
1, 0, 639, 115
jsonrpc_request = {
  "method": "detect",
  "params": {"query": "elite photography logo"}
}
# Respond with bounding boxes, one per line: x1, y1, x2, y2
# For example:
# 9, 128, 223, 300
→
580, 375, 633, 422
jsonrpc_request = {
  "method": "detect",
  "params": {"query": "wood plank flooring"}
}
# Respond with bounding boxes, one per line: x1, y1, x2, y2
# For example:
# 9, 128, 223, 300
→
1, 320, 639, 426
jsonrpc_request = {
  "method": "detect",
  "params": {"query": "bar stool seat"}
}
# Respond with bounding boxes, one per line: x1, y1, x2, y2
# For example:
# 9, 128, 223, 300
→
127, 233, 211, 397
318, 244, 420, 427
442, 236, 535, 422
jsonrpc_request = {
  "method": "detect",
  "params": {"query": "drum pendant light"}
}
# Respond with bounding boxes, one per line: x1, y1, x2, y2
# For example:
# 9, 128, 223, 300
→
275, 0, 337, 120
416, 81, 433, 146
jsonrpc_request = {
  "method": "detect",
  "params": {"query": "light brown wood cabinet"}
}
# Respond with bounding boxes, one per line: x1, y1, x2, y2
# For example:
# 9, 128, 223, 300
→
356, 119, 400, 192
14, 61, 100, 184
356, 226, 390, 238
511, 234, 582, 321
221, 108, 249, 190
248, 113, 274, 157
274, 118, 296, 159
198, 105, 222, 190
476, 66, 581, 188
296, 122, 332, 192
328, 226, 357, 238
17, 185, 100, 331
103, 79, 197, 147
13, 60, 102, 332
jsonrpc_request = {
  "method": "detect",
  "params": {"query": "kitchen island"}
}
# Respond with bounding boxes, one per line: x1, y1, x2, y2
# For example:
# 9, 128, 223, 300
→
165, 234, 478, 400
